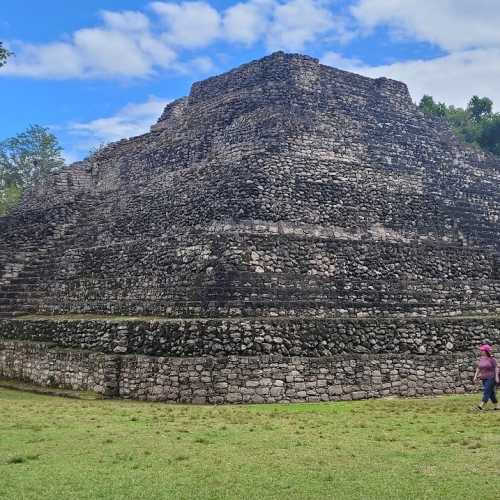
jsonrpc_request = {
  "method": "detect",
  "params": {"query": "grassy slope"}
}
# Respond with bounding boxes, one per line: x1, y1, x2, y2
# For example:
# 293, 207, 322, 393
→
1, 390, 499, 500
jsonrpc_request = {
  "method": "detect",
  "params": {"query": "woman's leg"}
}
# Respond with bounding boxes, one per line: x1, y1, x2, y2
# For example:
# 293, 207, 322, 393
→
483, 379, 496, 405
478, 379, 488, 408
491, 380, 499, 409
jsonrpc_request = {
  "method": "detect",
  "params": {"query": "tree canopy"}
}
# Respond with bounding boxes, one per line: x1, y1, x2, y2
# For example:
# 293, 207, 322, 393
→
418, 95, 500, 157
0, 125, 65, 215
0, 41, 12, 68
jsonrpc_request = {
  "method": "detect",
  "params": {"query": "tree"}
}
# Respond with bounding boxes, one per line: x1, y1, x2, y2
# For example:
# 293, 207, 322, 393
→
0, 41, 12, 68
0, 183, 22, 215
477, 115, 500, 156
0, 125, 65, 215
0, 125, 65, 188
418, 95, 447, 118
467, 95, 493, 122
418, 94, 500, 157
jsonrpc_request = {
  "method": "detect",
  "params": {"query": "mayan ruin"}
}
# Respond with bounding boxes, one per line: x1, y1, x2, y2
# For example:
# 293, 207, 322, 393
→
1, 51, 499, 403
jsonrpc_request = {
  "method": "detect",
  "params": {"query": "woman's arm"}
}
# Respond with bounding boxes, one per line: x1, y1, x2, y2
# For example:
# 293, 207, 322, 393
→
473, 368, 479, 382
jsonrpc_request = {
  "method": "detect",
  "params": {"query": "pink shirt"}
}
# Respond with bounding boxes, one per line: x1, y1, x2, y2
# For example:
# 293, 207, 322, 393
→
478, 356, 497, 380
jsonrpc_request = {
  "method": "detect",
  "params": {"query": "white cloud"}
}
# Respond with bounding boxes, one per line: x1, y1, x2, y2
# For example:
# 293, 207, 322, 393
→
101, 10, 151, 32
352, 0, 500, 51
324, 1, 500, 110
1, 9, 176, 79
136, 34, 177, 67
1, 42, 84, 78
222, 0, 348, 50
152, 1, 221, 48
151, 0, 348, 51
67, 96, 171, 153
182, 56, 216, 73
1, 1, 352, 79
223, 0, 274, 45
321, 48, 500, 110
73, 28, 153, 77
321, 51, 363, 71
267, 0, 341, 51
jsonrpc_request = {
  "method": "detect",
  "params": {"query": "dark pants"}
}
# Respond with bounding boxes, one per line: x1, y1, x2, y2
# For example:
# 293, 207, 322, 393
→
482, 378, 498, 404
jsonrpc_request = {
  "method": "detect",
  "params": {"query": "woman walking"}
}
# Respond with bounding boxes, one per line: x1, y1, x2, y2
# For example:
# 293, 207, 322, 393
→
473, 344, 499, 410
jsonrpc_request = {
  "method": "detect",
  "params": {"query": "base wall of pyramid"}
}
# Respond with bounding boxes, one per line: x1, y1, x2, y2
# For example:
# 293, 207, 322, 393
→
0, 339, 478, 403
1, 316, 495, 402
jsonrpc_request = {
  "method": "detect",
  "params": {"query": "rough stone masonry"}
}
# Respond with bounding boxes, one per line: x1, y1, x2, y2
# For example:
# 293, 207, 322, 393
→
0, 52, 499, 403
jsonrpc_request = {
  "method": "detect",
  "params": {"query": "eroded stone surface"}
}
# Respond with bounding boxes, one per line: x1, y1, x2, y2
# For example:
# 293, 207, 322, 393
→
0, 340, 477, 403
0, 52, 499, 402
1, 317, 498, 357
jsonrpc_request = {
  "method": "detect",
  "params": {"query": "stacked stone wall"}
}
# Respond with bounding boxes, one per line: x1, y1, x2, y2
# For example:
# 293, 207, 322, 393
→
117, 351, 477, 403
0, 339, 478, 404
1, 226, 497, 317
1, 317, 497, 357
0, 340, 114, 395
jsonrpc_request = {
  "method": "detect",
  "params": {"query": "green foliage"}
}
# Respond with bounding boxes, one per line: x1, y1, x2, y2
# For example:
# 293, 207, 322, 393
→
468, 95, 493, 122
0, 125, 65, 215
418, 95, 448, 118
0, 41, 13, 67
0, 183, 22, 215
418, 94, 500, 157
477, 115, 500, 156
0, 125, 65, 188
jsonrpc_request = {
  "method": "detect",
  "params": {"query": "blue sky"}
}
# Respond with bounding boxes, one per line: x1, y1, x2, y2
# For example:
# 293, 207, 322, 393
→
1, 0, 499, 163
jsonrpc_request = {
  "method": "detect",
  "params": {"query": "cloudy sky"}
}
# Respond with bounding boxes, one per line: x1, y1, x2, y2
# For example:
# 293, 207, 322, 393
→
1, 0, 499, 162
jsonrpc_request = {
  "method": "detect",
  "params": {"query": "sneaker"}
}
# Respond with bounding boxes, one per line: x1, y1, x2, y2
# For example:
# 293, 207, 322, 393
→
476, 405, 484, 410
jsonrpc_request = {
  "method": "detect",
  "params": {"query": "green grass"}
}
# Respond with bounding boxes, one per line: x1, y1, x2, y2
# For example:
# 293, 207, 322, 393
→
1, 390, 499, 499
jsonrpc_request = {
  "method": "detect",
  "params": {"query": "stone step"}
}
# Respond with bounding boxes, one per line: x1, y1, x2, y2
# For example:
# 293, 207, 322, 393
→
0, 293, 44, 300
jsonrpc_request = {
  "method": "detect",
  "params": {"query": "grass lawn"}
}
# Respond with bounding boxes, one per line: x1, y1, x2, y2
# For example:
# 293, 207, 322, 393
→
1, 389, 499, 500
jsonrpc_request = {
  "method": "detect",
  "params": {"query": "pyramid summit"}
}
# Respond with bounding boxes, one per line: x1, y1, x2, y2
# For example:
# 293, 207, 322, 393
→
1, 52, 499, 403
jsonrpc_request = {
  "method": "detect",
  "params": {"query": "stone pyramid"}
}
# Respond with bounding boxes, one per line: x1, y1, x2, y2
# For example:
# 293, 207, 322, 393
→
1, 52, 499, 403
